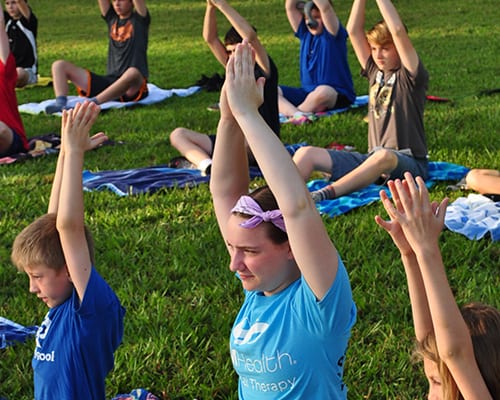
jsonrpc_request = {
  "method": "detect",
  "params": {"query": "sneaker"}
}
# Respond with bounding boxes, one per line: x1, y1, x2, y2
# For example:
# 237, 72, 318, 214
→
45, 104, 65, 114
287, 112, 318, 125
167, 156, 196, 170
446, 177, 467, 191
207, 102, 220, 112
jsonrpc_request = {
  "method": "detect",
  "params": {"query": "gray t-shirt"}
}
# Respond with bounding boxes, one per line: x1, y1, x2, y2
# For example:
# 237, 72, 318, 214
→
104, 8, 150, 78
364, 57, 428, 159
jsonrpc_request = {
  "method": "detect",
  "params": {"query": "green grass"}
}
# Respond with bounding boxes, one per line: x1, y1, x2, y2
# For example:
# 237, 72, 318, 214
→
1, 0, 499, 399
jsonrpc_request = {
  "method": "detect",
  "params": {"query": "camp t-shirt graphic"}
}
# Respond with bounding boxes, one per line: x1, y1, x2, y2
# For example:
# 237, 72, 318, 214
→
104, 8, 150, 79
230, 266, 356, 399
34, 313, 54, 362
110, 18, 134, 44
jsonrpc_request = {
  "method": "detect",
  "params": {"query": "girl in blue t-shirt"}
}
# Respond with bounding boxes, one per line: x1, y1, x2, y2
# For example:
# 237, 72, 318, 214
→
210, 40, 356, 399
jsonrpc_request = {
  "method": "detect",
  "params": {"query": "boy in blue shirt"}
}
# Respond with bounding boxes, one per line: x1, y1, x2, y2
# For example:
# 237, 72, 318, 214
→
11, 102, 124, 400
279, 0, 356, 123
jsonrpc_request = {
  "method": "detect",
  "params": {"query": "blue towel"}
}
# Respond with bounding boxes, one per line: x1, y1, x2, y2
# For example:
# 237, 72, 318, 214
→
444, 194, 500, 241
111, 388, 159, 400
0, 316, 38, 349
82, 144, 306, 196
279, 95, 369, 124
309, 162, 470, 217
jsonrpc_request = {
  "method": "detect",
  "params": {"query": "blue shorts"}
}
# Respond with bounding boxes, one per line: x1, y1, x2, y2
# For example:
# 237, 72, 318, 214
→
280, 85, 352, 109
327, 149, 429, 183
77, 71, 149, 102
0, 129, 27, 157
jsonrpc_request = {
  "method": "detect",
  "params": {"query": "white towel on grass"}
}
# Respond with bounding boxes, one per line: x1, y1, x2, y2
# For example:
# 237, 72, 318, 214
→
445, 194, 500, 241
18, 83, 201, 116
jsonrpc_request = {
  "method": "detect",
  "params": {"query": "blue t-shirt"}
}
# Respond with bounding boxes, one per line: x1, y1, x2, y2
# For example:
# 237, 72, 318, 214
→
33, 267, 125, 400
296, 20, 355, 103
230, 255, 356, 399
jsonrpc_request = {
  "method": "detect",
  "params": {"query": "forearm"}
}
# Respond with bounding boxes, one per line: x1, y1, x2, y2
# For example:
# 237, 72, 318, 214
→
57, 149, 85, 231
400, 252, 433, 342
97, 0, 110, 16
132, 0, 148, 17
414, 247, 472, 359
215, 1, 257, 43
346, 0, 366, 34
210, 118, 248, 200
375, 0, 405, 36
16, 0, 31, 19
47, 149, 65, 214
234, 110, 309, 211
203, 3, 218, 43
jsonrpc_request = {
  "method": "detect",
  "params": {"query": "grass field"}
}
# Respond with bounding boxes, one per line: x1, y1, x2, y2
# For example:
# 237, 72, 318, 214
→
1, 0, 499, 399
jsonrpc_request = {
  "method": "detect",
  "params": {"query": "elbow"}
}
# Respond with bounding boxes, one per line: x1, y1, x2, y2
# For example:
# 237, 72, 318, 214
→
436, 337, 475, 367
391, 23, 407, 38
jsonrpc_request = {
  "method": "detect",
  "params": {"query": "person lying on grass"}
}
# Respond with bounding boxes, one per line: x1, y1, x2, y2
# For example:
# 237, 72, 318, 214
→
209, 40, 356, 399
11, 102, 125, 400
375, 172, 500, 400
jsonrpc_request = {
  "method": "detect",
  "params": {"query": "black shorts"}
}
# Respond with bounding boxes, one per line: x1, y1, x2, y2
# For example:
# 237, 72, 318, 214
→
77, 71, 149, 102
0, 129, 27, 157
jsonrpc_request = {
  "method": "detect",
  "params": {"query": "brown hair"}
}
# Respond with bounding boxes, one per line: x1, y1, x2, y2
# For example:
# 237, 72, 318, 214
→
415, 302, 500, 400
366, 20, 393, 47
11, 213, 95, 272
232, 186, 288, 245
224, 26, 257, 47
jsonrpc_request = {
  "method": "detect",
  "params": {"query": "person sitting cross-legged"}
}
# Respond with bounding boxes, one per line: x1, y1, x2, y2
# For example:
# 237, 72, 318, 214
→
45, 0, 150, 114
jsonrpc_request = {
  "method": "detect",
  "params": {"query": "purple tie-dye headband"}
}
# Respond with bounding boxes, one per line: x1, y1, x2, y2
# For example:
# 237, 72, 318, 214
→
231, 195, 287, 232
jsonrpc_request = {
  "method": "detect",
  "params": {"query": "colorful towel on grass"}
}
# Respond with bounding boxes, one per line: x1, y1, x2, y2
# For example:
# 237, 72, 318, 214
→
15, 75, 53, 90
112, 388, 159, 400
308, 162, 470, 217
0, 317, 38, 349
0, 133, 60, 165
444, 194, 500, 241
82, 143, 305, 196
18, 84, 201, 116
280, 95, 369, 124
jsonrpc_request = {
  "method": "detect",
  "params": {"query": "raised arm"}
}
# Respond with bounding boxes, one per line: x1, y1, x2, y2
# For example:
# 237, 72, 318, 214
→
16, 0, 32, 20
224, 42, 338, 300
132, 0, 148, 17
315, 0, 339, 36
375, 183, 434, 342
97, 0, 111, 17
375, 0, 418, 75
346, 0, 370, 69
285, 0, 304, 33
202, 0, 228, 66
210, 0, 271, 75
209, 78, 249, 242
385, 173, 492, 399
56, 102, 102, 304
0, 6, 9, 63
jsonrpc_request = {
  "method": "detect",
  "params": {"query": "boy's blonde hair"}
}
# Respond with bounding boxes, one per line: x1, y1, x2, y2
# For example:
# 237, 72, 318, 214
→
11, 213, 95, 272
414, 302, 500, 400
366, 20, 394, 47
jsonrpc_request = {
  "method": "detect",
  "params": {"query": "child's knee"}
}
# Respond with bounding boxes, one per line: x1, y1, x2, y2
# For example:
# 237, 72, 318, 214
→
169, 128, 184, 145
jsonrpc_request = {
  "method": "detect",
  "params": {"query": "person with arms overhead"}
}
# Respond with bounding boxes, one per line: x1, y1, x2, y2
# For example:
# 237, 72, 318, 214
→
293, 0, 429, 201
375, 172, 500, 399
278, 0, 355, 123
11, 102, 124, 399
45, 0, 150, 114
210, 40, 356, 398
3, 0, 38, 87
169, 0, 279, 175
